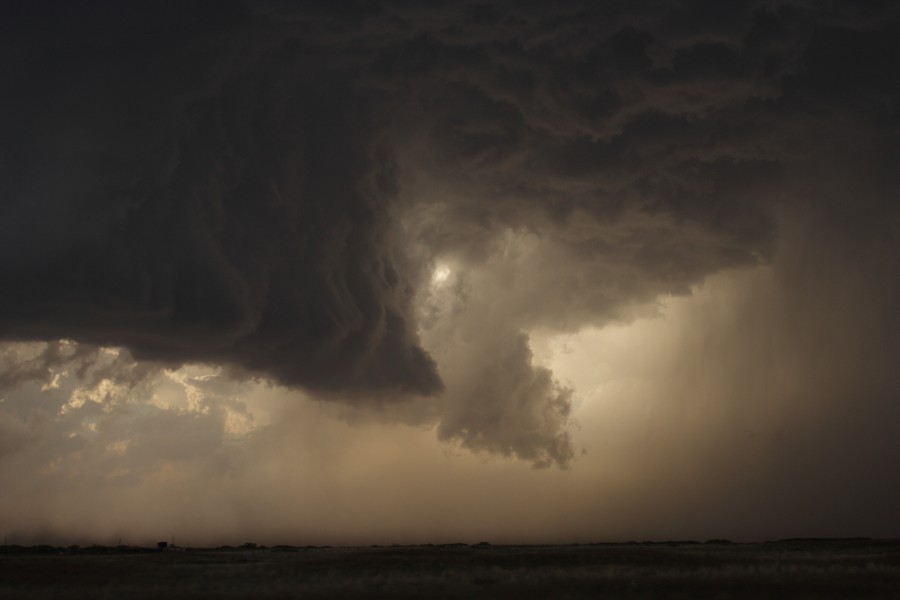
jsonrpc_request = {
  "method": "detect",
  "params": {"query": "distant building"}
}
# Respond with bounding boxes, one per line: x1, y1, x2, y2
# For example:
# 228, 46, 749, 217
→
157, 542, 168, 551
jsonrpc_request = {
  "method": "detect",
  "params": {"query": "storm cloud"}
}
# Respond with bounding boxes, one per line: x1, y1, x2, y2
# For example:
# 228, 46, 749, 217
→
0, 0, 439, 396
1, 0, 898, 475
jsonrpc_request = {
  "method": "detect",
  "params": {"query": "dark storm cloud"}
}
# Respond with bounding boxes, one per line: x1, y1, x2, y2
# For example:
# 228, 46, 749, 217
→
0, 0, 439, 395
390, 0, 898, 465
1, 0, 898, 467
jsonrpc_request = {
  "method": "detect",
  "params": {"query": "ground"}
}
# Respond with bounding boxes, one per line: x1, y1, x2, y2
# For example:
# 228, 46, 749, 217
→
1, 539, 898, 599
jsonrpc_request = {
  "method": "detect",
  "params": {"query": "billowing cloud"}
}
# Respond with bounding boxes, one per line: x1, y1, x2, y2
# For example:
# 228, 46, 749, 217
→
0, 0, 439, 396
0, 0, 898, 477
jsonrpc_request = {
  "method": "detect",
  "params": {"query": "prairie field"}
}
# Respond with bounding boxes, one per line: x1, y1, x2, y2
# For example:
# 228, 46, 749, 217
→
1, 539, 898, 599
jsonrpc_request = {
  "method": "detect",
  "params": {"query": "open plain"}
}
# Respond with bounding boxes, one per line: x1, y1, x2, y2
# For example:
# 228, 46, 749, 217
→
1, 539, 898, 599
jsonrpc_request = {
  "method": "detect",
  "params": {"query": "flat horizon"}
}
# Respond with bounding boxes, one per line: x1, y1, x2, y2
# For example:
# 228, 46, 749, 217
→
1, 0, 898, 555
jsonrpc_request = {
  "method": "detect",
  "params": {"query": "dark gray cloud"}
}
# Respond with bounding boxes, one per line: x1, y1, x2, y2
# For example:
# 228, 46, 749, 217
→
0, 0, 439, 395
1, 0, 898, 468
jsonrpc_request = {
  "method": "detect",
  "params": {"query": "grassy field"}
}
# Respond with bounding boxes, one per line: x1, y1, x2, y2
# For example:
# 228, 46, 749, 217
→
1, 539, 898, 599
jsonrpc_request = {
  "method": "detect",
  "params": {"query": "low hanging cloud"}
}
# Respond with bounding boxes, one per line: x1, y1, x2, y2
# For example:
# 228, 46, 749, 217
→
1, 0, 898, 468
0, 1, 439, 396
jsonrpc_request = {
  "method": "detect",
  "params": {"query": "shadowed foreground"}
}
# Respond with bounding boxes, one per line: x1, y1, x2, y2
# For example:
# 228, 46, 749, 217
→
2, 540, 899, 599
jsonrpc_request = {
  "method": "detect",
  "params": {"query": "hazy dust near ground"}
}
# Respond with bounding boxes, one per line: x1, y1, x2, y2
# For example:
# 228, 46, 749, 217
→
1, 541, 899, 599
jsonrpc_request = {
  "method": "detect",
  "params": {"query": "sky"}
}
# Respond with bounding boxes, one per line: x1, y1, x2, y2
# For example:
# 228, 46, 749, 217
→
0, 0, 898, 546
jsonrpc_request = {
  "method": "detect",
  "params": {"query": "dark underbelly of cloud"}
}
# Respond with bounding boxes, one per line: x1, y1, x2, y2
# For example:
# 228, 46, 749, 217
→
1, 0, 897, 467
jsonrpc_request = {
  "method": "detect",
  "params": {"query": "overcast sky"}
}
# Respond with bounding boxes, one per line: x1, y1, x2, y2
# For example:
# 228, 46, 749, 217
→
0, 0, 898, 545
